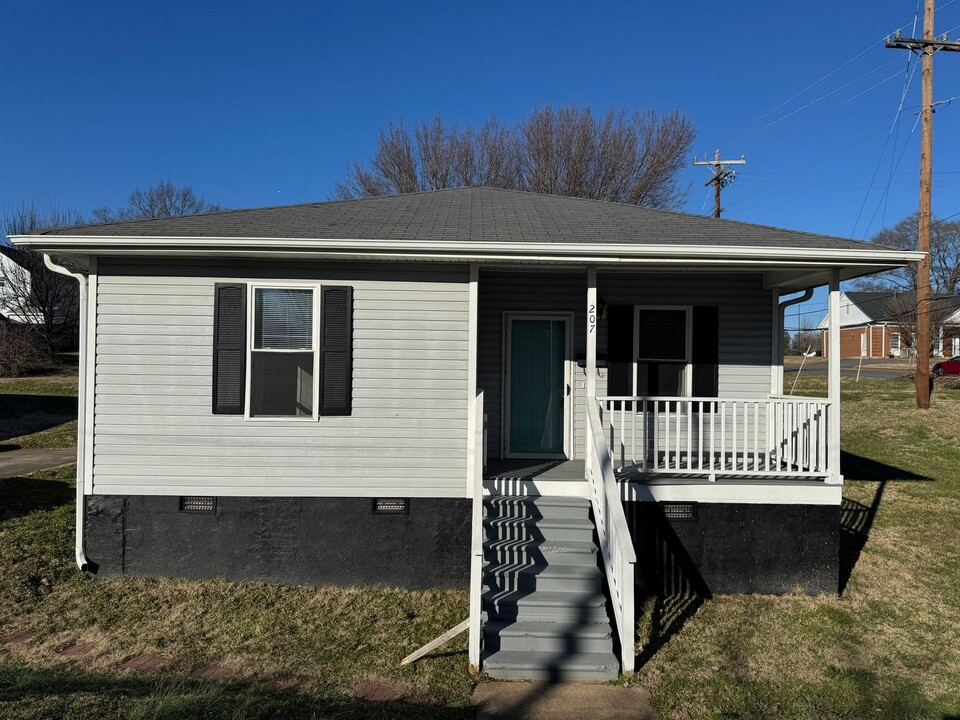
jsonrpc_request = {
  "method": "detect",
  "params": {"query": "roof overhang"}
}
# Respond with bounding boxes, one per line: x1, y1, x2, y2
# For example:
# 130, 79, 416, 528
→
10, 234, 923, 292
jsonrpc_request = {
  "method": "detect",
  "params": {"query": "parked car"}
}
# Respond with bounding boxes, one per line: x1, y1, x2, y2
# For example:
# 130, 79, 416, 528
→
933, 355, 960, 376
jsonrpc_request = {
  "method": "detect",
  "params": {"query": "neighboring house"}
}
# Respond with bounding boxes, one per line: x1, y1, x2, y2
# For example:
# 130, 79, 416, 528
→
0, 245, 80, 349
817, 290, 960, 359
942, 301, 960, 358
0, 246, 33, 324
13, 187, 920, 680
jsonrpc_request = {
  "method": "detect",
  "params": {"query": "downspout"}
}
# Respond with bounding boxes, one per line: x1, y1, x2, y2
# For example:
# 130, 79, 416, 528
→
43, 254, 92, 572
775, 288, 815, 393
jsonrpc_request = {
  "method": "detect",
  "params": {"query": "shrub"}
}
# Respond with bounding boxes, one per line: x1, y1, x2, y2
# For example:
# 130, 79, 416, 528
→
0, 322, 53, 377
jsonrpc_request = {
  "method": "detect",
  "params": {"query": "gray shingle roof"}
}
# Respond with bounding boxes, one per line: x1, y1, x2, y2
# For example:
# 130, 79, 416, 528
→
846, 290, 960, 322
37, 186, 887, 251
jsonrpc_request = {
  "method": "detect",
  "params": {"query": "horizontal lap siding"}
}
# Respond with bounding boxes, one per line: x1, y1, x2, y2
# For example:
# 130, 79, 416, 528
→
94, 260, 470, 498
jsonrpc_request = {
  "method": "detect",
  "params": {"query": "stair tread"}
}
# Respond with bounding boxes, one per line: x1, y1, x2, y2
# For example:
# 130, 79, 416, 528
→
484, 515, 594, 529
483, 649, 619, 671
485, 496, 590, 507
483, 562, 601, 578
484, 620, 613, 638
483, 589, 608, 607
484, 538, 598, 554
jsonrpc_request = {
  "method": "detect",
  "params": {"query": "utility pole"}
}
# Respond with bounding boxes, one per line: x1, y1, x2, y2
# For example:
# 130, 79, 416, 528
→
886, 0, 960, 409
693, 149, 746, 218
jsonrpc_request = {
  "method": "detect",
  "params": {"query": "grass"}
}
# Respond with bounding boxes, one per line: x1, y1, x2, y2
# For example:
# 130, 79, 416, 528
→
0, 356, 78, 450
634, 375, 960, 720
1, 373, 959, 718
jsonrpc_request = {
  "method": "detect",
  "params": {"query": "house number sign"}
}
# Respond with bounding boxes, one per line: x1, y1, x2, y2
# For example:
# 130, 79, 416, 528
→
588, 303, 597, 334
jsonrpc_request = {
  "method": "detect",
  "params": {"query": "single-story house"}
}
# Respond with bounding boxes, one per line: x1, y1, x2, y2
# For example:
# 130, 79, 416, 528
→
12, 187, 921, 680
818, 290, 960, 359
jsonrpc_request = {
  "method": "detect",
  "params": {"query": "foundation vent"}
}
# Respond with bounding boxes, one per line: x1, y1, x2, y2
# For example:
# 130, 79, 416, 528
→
662, 502, 697, 521
180, 496, 216, 513
373, 498, 409, 514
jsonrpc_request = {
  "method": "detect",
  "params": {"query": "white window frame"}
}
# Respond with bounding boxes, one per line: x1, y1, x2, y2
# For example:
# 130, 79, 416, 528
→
890, 331, 901, 355
244, 282, 321, 422
632, 305, 693, 397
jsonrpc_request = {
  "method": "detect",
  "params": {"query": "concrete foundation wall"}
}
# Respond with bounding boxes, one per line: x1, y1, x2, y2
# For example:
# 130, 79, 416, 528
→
625, 501, 839, 596
84, 495, 472, 589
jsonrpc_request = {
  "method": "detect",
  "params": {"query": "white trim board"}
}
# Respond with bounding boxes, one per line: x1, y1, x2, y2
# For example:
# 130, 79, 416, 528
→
623, 481, 842, 505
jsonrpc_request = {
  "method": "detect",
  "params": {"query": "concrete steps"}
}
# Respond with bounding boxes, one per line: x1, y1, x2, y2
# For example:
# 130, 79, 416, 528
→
482, 495, 619, 681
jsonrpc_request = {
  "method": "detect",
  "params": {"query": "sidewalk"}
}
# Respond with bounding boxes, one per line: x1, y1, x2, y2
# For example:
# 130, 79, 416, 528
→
0, 448, 77, 478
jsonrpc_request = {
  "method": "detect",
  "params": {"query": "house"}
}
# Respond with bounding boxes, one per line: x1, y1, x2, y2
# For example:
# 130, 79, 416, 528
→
817, 290, 960, 359
0, 245, 80, 349
12, 187, 921, 680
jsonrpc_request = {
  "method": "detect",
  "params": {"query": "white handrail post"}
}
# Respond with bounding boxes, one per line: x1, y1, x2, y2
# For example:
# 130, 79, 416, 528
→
827, 270, 842, 484
586, 267, 597, 472
467, 261, 482, 674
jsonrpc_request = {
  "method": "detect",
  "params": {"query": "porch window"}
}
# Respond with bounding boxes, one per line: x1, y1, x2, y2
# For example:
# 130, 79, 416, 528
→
634, 307, 691, 396
248, 287, 317, 418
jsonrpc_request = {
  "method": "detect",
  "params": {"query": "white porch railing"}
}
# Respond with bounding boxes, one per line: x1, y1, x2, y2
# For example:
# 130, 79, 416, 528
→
468, 389, 485, 673
597, 395, 832, 480
586, 400, 637, 675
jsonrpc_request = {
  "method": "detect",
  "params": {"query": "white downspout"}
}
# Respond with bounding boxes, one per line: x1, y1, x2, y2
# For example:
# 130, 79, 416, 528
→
43, 254, 92, 572
773, 288, 814, 394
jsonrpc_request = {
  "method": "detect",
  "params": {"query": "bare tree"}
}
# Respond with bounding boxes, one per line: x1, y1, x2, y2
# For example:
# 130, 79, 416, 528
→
884, 292, 956, 356
334, 105, 696, 209
857, 212, 960, 295
1, 204, 83, 350
92, 180, 222, 222
791, 320, 822, 355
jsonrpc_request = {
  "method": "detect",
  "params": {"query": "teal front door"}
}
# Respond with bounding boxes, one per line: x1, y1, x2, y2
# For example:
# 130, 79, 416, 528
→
507, 317, 568, 456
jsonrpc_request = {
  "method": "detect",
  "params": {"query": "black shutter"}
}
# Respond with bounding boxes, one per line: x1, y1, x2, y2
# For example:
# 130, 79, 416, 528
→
691, 307, 719, 397
212, 283, 247, 414
320, 285, 353, 416
606, 305, 634, 398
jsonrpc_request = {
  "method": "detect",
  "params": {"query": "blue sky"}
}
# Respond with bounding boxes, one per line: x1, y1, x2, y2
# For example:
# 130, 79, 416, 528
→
4, 0, 960, 326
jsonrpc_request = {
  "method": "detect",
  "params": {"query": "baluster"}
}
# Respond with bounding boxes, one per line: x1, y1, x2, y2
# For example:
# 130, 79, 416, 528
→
653, 401, 660, 471
753, 401, 759, 472
686, 399, 693, 470
709, 400, 715, 472
720, 401, 726, 473
631, 399, 637, 469
619, 402, 626, 470
698, 401, 704, 470
732, 401, 738, 473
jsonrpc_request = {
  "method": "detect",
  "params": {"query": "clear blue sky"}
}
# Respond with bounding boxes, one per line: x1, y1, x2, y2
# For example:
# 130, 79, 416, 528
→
4, 0, 960, 326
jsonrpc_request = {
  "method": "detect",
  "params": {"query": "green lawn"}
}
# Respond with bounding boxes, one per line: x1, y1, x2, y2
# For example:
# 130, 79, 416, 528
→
1, 373, 958, 718
0, 357, 78, 450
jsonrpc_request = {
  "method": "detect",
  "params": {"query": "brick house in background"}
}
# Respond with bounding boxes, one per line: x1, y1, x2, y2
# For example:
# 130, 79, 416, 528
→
819, 290, 960, 359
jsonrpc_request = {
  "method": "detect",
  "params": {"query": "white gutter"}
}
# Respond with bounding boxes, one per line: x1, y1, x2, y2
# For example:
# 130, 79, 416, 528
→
11, 234, 925, 266
43, 254, 92, 572
775, 288, 815, 393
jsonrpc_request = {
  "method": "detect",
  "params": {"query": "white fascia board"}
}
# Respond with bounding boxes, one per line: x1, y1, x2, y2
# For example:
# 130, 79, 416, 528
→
10, 234, 926, 268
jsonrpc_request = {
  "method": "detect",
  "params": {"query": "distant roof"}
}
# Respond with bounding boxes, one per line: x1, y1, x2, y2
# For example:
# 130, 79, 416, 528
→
845, 290, 960, 322
35, 186, 888, 252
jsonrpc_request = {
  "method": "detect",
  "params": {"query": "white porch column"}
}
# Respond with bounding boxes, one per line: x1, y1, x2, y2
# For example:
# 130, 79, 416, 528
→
771, 291, 783, 394
827, 270, 842, 484
586, 268, 598, 469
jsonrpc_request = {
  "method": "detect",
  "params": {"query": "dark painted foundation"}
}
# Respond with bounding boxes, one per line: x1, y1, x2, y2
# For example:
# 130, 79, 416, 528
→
84, 496, 471, 589
625, 501, 839, 596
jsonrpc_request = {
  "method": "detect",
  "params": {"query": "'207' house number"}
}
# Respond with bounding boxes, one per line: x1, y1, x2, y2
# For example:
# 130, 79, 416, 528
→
588, 304, 597, 333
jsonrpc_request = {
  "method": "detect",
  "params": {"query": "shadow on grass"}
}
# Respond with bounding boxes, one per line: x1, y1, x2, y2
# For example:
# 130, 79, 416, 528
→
0, 663, 473, 720
838, 452, 931, 596
0, 476, 74, 522
0, 394, 77, 444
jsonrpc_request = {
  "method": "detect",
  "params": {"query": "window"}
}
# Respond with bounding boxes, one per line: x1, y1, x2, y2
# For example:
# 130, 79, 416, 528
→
890, 332, 901, 354
248, 286, 317, 418
633, 307, 691, 397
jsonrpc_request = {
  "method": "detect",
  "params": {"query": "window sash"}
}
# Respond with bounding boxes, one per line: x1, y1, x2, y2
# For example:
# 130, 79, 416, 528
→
245, 284, 319, 421
632, 306, 693, 396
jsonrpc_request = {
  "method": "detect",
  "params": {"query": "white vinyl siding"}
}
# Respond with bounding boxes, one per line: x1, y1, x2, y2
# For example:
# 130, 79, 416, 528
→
93, 260, 470, 498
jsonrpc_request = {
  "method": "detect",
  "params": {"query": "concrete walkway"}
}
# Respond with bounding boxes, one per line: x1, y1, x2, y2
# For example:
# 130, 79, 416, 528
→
473, 682, 656, 720
0, 448, 76, 478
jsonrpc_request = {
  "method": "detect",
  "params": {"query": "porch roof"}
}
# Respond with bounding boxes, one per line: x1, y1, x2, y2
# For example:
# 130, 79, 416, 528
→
13, 187, 921, 290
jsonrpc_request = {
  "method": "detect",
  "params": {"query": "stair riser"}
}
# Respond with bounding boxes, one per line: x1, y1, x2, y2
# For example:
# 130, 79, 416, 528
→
486, 525, 596, 543
484, 666, 618, 682
485, 505, 591, 521
484, 573, 601, 594
484, 549, 598, 567
485, 633, 614, 654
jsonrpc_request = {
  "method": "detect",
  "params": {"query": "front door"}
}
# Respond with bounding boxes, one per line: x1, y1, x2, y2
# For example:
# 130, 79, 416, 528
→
505, 315, 570, 458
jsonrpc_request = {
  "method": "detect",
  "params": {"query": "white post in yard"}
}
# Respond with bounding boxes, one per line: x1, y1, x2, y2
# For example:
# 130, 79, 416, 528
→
586, 268, 598, 470
827, 270, 842, 484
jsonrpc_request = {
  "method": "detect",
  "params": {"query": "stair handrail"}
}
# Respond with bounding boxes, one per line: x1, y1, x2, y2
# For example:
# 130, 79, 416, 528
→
586, 398, 636, 675
468, 389, 485, 673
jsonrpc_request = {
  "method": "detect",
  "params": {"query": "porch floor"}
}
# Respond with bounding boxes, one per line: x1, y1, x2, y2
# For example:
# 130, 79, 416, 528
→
485, 459, 586, 483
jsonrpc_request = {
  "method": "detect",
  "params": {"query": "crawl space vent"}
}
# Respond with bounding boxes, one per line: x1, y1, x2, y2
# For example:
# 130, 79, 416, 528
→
179, 496, 216, 513
373, 498, 409, 514
662, 502, 697, 521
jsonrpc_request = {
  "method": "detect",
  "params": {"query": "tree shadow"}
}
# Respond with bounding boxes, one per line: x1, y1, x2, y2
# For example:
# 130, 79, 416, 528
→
0, 393, 77, 443
0, 475, 74, 521
0, 663, 475, 719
